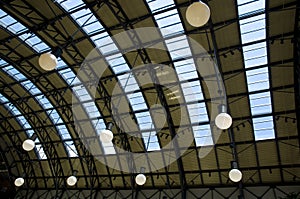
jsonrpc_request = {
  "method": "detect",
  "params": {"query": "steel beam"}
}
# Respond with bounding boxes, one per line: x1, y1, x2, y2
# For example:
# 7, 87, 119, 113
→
293, 0, 300, 146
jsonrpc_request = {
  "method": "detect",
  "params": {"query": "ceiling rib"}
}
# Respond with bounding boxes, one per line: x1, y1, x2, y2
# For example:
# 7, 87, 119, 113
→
265, 0, 284, 183
293, 0, 300, 146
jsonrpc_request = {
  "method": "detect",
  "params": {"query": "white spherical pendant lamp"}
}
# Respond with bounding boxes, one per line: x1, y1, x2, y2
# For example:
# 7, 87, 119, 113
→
229, 168, 242, 182
22, 139, 35, 151
215, 112, 232, 130
186, 1, 210, 27
38, 53, 58, 71
100, 122, 114, 143
67, 175, 77, 186
135, 173, 146, 185
99, 129, 113, 143
14, 177, 25, 187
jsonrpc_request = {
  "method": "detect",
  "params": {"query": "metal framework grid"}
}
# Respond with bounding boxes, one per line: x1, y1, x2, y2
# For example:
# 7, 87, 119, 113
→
0, 0, 299, 198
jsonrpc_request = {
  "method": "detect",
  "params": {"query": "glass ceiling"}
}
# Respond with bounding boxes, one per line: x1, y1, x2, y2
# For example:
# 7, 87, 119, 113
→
0, 0, 278, 160
0, 9, 78, 157
56, 0, 161, 151
0, 0, 297, 193
0, 93, 47, 159
146, 0, 213, 146
237, 0, 275, 140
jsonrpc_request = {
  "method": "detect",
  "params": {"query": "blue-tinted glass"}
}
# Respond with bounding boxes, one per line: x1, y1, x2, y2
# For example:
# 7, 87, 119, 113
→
146, 0, 174, 13
145, 1, 213, 147
0, 93, 47, 159
193, 125, 214, 146
237, 1, 275, 141
57, 2, 161, 151
238, 0, 265, 16
246, 67, 269, 92
253, 116, 275, 140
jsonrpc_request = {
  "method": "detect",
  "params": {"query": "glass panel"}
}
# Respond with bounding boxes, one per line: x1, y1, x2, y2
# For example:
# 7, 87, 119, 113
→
146, 0, 174, 13
240, 15, 266, 43
249, 92, 272, 115
193, 125, 214, 146
237, 0, 275, 140
57, 0, 85, 11
238, 0, 265, 16
253, 116, 275, 140
1, 58, 77, 156
35, 138, 47, 160
246, 67, 269, 92
0, 9, 50, 52
145, 1, 213, 147
64, 141, 78, 157
0, 93, 47, 159
57, 1, 161, 151
243, 42, 267, 68
143, 131, 160, 151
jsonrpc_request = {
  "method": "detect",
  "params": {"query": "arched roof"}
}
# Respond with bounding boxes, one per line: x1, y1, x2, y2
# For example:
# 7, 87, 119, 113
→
0, 0, 299, 198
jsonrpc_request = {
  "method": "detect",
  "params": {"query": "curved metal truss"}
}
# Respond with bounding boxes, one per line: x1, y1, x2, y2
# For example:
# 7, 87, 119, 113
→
0, 0, 299, 198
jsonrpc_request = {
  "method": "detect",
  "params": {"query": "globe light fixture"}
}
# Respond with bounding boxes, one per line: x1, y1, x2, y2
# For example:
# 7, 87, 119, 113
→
22, 134, 38, 152
229, 168, 242, 182
22, 139, 35, 151
135, 167, 146, 186
38, 53, 57, 71
67, 175, 77, 186
186, 1, 210, 27
99, 122, 114, 143
215, 104, 232, 129
229, 161, 242, 182
135, 173, 146, 185
67, 171, 78, 186
14, 177, 25, 187
99, 129, 113, 143
38, 48, 62, 71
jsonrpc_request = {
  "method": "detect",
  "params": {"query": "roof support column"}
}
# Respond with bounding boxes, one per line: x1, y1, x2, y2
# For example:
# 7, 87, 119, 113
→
294, 0, 300, 145
205, 0, 245, 196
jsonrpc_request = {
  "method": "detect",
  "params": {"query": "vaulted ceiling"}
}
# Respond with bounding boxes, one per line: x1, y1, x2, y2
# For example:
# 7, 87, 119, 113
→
0, 0, 299, 198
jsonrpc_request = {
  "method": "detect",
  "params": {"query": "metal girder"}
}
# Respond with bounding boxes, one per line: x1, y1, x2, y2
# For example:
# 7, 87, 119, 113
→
232, 0, 264, 191
206, 0, 245, 196
0, 106, 297, 149
50, 0, 136, 188
2, 0, 296, 48
0, 55, 294, 110
294, 0, 300, 146
0, 142, 17, 198
7, 132, 298, 165
0, 105, 40, 192
0, 0, 98, 190
0, 0, 298, 196
0, 52, 69, 194
89, 2, 168, 189
265, 0, 284, 184
0, 80, 296, 129
101, 0, 187, 196
19, 162, 300, 183
88, 0, 187, 193
14, 184, 300, 199
0, 41, 72, 147
0, 29, 294, 82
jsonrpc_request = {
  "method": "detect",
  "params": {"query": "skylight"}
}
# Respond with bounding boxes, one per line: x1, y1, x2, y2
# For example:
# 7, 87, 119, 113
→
146, 0, 213, 146
56, 0, 160, 151
57, 58, 115, 155
0, 93, 47, 159
1, 59, 77, 157
0, 9, 81, 156
53, 0, 120, 154
146, 0, 174, 13
0, 10, 49, 52
237, 0, 275, 140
